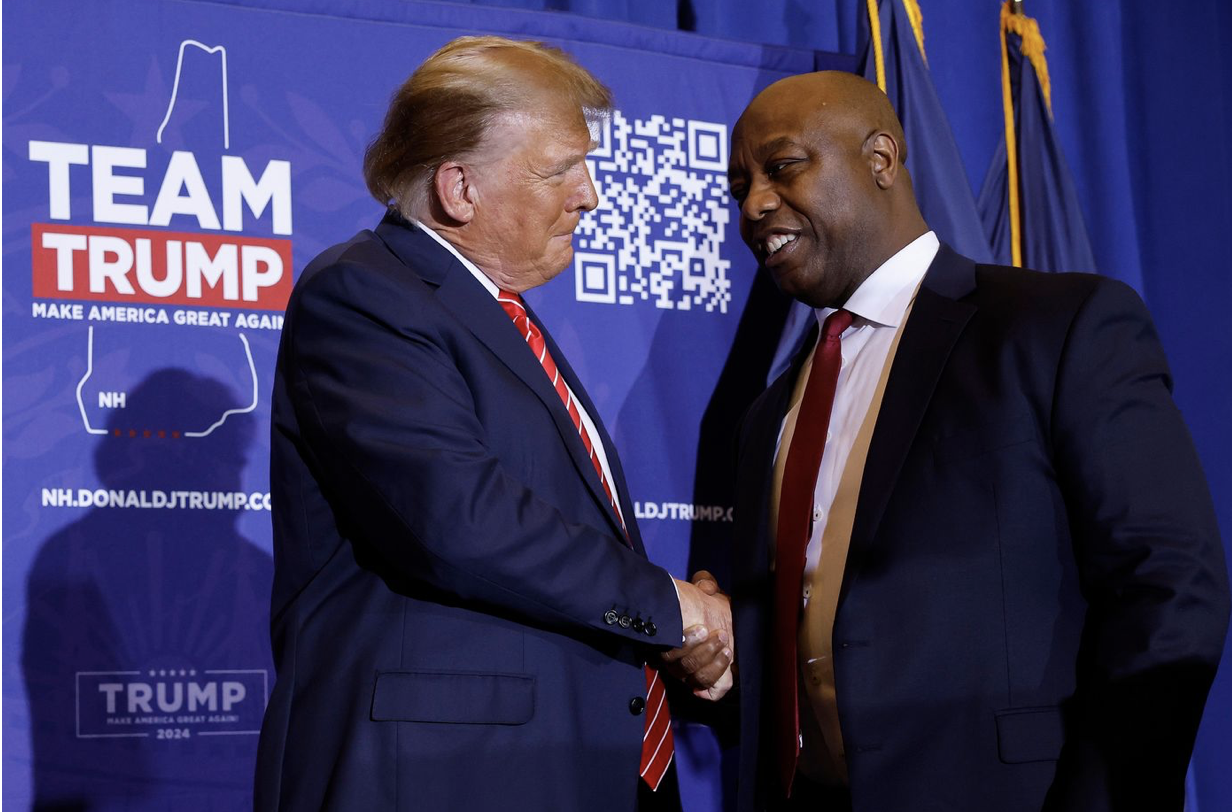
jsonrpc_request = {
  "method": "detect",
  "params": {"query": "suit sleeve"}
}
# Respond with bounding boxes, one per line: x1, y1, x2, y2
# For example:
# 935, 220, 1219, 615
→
1044, 279, 1229, 810
284, 259, 683, 649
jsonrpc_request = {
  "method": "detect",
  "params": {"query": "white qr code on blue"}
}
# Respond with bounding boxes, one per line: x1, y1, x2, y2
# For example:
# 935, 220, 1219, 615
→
575, 112, 733, 313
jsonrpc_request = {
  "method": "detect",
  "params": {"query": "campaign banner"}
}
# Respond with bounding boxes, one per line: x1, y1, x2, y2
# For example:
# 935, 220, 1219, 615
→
3, 0, 848, 808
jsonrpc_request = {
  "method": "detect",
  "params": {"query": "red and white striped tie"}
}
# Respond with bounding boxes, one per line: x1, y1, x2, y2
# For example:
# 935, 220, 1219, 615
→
498, 290, 674, 790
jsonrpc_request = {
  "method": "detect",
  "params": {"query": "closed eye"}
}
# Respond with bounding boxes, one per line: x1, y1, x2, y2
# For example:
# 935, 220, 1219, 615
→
766, 158, 801, 177
540, 155, 586, 180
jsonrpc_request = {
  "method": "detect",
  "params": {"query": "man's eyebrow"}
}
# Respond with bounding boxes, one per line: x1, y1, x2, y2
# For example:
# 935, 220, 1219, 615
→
539, 153, 585, 176
728, 136, 801, 181
759, 136, 800, 156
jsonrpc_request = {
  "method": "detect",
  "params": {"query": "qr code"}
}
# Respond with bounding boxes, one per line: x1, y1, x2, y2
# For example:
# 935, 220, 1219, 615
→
574, 112, 733, 313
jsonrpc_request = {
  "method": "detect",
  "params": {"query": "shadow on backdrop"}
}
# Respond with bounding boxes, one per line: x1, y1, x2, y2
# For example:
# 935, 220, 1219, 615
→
22, 369, 272, 811
613, 261, 792, 812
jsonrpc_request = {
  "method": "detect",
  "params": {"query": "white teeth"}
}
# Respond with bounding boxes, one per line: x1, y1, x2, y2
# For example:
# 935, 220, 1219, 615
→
765, 233, 797, 255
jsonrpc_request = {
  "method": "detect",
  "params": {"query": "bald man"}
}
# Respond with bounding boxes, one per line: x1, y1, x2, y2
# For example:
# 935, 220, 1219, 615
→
717, 71, 1228, 812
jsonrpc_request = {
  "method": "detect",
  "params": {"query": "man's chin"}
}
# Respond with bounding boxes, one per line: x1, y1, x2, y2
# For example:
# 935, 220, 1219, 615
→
766, 265, 833, 309
766, 262, 809, 299
528, 249, 574, 289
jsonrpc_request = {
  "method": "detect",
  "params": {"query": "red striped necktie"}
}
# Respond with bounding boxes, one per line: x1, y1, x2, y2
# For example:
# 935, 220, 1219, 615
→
773, 308, 852, 798
497, 290, 674, 791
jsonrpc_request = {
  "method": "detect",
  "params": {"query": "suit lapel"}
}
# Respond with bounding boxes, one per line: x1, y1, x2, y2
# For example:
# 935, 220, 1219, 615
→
840, 246, 977, 604
533, 311, 639, 553
374, 214, 629, 545
738, 325, 819, 576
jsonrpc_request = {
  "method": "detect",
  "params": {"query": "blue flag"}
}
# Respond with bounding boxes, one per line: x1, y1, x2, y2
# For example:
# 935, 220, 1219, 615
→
859, 0, 992, 262
977, 2, 1097, 272
769, 0, 991, 382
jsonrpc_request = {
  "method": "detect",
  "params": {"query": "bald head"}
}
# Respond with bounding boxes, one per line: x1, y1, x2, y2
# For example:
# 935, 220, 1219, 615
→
751, 71, 908, 164
728, 71, 926, 308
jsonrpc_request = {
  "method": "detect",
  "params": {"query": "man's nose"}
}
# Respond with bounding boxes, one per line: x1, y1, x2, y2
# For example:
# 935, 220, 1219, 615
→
741, 183, 780, 222
572, 164, 599, 213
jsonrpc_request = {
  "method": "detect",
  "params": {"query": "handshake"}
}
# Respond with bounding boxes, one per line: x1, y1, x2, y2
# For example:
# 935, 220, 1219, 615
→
664, 571, 734, 701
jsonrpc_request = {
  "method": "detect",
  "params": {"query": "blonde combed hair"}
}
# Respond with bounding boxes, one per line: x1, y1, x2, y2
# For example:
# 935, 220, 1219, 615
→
363, 36, 612, 220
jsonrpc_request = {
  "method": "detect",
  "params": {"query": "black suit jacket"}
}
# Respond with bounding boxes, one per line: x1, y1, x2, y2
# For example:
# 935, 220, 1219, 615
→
732, 246, 1229, 812
254, 214, 683, 811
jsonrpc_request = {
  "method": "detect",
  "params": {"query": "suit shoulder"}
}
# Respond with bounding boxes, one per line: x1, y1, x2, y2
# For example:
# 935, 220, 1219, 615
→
297, 230, 409, 289
970, 264, 1146, 322
289, 230, 433, 313
972, 263, 1094, 297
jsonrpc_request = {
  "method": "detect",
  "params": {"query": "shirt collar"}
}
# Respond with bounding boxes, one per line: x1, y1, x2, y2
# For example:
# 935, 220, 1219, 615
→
816, 231, 939, 330
411, 218, 500, 299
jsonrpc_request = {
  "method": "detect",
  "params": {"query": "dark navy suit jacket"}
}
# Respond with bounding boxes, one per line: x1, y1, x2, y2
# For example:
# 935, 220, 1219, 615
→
255, 213, 682, 811
732, 246, 1229, 812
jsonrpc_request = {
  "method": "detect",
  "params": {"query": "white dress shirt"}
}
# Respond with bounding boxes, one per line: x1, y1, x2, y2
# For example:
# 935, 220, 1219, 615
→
775, 231, 939, 603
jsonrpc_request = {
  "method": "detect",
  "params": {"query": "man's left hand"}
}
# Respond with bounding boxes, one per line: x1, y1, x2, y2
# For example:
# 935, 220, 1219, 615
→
661, 571, 734, 701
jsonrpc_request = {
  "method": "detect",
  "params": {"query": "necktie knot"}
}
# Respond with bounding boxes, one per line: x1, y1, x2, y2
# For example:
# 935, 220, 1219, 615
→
497, 290, 527, 321
822, 308, 853, 341
498, 290, 539, 345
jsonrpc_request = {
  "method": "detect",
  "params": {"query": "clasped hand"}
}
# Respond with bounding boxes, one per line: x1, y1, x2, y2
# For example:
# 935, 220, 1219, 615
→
662, 571, 734, 701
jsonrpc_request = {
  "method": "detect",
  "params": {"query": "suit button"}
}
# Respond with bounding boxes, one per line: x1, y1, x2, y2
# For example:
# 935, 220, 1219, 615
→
632, 618, 645, 632
618, 615, 632, 629
604, 610, 618, 625
644, 622, 657, 637
629, 696, 646, 715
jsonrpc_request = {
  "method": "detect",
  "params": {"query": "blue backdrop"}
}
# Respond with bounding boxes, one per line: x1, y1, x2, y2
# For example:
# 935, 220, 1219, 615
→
4, 1, 1229, 810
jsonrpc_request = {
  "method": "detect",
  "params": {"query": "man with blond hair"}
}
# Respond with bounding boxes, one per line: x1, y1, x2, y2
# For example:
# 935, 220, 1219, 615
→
254, 37, 732, 812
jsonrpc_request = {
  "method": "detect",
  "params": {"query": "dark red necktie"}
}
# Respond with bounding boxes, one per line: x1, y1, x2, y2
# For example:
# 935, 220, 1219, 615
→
773, 308, 852, 797
497, 291, 674, 790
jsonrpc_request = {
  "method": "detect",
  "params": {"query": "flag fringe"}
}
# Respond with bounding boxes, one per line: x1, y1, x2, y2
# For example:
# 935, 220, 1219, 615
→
902, 0, 927, 64
1002, 2, 1052, 114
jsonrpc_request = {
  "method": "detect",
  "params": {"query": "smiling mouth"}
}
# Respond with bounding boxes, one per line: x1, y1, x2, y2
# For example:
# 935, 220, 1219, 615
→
759, 232, 801, 267
764, 233, 797, 255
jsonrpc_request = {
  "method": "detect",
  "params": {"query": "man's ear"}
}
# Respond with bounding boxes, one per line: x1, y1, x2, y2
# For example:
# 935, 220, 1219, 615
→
868, 132, 901, 190
433, 161, 475, 224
